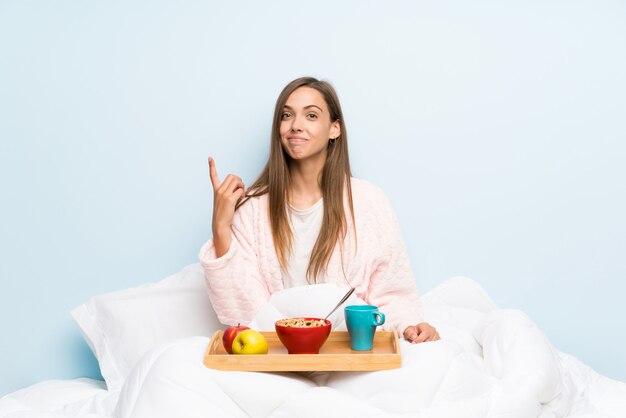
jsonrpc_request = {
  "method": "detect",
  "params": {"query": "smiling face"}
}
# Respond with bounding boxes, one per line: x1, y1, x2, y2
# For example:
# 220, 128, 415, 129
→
279, 87, 341, 164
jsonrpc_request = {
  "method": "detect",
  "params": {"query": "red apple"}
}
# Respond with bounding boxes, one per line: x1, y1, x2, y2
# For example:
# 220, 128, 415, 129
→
222, 323, 250, 354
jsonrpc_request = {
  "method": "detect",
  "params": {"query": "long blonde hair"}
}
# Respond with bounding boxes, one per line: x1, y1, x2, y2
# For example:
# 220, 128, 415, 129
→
240, 77, 355, 283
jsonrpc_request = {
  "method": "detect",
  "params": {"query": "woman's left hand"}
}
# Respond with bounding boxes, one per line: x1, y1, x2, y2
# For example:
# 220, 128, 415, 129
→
403, 322, 440, 344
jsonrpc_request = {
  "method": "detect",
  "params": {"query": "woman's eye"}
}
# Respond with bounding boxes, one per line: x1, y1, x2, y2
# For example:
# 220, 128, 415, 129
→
306, 113, 318, 120
281, 112, 292, 120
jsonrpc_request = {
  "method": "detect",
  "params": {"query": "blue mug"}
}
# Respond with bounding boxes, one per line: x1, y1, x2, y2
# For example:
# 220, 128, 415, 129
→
344, 305, 386, 351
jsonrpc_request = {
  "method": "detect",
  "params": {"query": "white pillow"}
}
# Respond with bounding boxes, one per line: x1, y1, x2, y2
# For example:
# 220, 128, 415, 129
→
71, 263, 222, 392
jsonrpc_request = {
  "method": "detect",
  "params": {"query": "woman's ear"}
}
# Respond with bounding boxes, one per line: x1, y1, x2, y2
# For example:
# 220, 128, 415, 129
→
330, 120, 341, 140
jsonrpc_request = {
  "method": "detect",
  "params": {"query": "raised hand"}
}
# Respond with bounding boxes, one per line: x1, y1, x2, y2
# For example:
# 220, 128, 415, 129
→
208, 157, 245, 257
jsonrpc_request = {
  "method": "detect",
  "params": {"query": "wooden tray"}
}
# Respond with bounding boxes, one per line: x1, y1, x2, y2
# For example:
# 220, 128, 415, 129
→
204, 330, 401, 372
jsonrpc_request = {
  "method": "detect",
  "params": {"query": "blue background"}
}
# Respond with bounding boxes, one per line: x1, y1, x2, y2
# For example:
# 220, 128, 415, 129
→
1, 0, 625, 396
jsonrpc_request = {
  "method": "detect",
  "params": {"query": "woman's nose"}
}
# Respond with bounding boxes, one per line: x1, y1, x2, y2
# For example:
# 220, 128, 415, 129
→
290, 116, 303, 132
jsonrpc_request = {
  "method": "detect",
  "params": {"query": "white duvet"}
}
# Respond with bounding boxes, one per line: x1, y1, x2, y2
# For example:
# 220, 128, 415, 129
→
2, 277, 626, 418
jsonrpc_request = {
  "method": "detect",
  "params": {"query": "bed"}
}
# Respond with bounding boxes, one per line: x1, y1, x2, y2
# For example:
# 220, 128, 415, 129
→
1, 263, 625, 418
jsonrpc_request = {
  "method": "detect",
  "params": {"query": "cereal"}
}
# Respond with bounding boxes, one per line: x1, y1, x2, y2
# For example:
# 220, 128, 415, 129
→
277, 318, 327, 328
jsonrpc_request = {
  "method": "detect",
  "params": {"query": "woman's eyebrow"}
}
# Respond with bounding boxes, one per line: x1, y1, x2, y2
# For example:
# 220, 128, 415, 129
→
283, 104, 324, 112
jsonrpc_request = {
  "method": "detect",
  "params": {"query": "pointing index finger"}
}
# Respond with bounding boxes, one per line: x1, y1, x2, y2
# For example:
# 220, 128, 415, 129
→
208, 157, 220, 188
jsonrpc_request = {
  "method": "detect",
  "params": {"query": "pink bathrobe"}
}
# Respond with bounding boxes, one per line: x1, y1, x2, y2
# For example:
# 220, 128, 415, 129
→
199, 177, 423, 335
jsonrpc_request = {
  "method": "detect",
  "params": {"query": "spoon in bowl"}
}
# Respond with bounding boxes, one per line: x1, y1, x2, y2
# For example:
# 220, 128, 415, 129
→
324, 287, 355, 321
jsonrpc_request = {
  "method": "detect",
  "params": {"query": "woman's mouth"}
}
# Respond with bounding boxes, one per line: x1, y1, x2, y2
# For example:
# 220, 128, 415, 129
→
287, 136, 307, 144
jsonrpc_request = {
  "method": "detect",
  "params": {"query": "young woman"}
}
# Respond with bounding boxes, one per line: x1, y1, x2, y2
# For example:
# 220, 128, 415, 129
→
201, 76, 439, 343
116, 78, 566, 418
